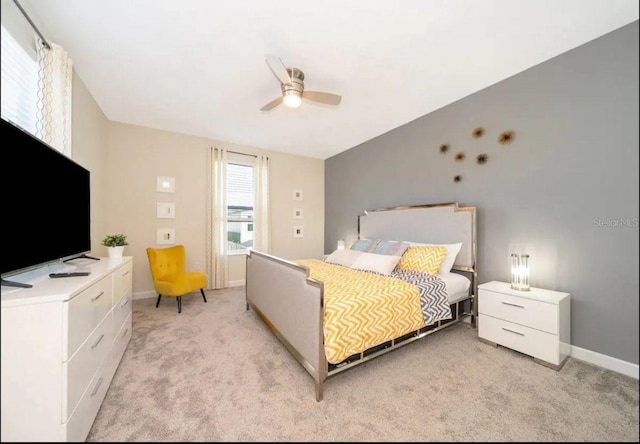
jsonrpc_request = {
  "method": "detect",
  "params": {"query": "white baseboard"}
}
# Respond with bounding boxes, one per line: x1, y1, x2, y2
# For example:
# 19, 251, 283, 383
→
134, 282, 244, 298
227, 279, 245, 288
133, 290, 157, 300
571, 344, 639, 379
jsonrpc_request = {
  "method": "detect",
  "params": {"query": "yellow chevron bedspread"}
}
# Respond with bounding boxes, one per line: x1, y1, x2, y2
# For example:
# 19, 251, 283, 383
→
295, 259, 426, 364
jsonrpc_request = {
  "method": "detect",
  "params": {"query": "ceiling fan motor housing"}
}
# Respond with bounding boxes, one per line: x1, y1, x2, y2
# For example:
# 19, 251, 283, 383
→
260, 56, 341, 110
281, 67, 305, 96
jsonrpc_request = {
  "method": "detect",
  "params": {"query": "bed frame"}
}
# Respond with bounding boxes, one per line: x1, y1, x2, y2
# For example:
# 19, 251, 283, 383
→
245, 202, 477, 401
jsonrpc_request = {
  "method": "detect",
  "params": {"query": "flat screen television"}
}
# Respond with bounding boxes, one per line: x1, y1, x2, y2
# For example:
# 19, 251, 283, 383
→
1, 117, 93, 288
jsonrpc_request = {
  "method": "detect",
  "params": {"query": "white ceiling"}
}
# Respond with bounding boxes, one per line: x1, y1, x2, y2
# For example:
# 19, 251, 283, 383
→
20, 0, 639, 159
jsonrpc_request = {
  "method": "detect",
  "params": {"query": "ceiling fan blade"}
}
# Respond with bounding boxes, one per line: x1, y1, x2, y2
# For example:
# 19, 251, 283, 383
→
260, 96, 283, 112
265, 54, 292, 86
303, 91, 342, 106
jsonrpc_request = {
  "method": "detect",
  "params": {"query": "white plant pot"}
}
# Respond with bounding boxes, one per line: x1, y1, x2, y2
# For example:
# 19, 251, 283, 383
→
107, 246, 125, 259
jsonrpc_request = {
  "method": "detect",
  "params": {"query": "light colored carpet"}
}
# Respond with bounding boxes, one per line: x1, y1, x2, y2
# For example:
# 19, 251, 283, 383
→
87, 287, 639, 442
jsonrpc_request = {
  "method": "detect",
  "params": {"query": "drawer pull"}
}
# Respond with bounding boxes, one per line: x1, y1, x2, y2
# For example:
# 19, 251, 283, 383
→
91, 334, 105, 349
120, 298, 130, 308
90, 377, 104, 397
502, 301, 525, 309
122, 328, 129, 338
121, 270, 130, 277
502, 327, 525, 336
91, 291, 105, 302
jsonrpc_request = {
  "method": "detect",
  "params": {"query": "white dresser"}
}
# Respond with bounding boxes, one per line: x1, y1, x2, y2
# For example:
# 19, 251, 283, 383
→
1, 257, 133, 442
478, 281, 570, 370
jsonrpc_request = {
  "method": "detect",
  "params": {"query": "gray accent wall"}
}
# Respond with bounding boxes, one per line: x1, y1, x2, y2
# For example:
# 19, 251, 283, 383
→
325, 22, 639, 365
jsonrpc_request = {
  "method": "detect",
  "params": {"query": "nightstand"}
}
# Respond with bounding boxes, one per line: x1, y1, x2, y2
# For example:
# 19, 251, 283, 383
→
478, 281, 570, 370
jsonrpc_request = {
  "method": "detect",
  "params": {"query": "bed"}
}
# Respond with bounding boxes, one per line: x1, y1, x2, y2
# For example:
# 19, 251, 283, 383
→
245, 202, 477, 401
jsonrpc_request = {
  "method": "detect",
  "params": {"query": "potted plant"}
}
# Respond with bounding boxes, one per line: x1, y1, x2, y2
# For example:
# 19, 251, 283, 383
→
101, 234, 128, 259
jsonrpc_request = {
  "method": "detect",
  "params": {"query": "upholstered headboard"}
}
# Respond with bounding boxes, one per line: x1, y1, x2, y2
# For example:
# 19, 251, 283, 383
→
358, 202, 476, 271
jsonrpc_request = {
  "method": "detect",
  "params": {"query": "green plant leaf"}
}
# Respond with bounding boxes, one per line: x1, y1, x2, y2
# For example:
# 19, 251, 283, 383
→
101, 234, 128, 247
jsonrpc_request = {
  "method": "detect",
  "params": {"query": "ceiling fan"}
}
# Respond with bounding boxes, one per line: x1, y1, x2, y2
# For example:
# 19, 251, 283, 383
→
260, 54, 342, 111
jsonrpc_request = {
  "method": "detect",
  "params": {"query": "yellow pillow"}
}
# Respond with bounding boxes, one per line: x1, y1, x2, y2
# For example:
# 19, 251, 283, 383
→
396, 245, 448, 275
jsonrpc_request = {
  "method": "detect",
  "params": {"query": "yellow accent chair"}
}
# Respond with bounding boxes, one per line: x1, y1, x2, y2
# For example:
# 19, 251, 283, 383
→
146, 245, 208, 313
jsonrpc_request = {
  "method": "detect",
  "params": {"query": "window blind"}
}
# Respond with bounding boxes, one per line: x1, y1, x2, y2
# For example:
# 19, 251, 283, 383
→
1, 26, 38, 136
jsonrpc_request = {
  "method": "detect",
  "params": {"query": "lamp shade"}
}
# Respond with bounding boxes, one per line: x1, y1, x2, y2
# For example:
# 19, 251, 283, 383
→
510, 254, 530, 291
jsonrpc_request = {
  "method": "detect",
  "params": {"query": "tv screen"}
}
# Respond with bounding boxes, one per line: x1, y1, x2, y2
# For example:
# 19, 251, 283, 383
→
1, 118, 91, 278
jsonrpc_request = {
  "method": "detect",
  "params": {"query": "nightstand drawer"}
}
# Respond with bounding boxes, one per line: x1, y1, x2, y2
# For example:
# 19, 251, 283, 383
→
479, 314, 560, 365
479, 289, 558, 334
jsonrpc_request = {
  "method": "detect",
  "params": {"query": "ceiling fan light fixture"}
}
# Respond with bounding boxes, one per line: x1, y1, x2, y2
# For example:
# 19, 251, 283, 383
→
261, 55, 341, 112
283, 91, 302, 108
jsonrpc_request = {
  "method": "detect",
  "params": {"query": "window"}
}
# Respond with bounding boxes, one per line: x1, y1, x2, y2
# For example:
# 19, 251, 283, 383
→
1, 26, 38, 135
227, 162, 254, 253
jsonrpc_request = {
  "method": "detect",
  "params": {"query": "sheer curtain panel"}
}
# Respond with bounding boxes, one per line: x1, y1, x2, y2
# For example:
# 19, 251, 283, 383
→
207, 147, 229, 289
254, 155, 271, 253
35, 36, 73, 157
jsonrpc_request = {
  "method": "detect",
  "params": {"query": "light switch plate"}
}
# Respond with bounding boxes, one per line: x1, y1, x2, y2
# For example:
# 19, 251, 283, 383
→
157, 228, 176, 244
157, 202, 175, 219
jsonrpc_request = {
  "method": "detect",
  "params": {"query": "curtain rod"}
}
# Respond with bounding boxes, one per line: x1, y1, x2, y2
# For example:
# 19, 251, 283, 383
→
213, 147, 268, 160
228, 149, 257, 158
13, 0, 51, 50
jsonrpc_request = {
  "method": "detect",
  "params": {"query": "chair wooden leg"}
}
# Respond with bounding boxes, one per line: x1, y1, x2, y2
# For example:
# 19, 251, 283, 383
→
200, 289, 207, 303
177, 296, 182, 313
155, 294, 162, 308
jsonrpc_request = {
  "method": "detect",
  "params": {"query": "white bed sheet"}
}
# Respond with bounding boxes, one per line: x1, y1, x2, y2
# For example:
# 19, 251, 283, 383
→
438, 272, 471, 303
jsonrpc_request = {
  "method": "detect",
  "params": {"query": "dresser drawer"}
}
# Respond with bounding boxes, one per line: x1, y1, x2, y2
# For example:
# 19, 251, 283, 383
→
113, 262, 133, 305
63, 312, 114, 421
479, 289, 558, 334
113, 289, 132, 333
110, 312, 132, 375
479, 314, 560, 365
64, 276, 113, 360
64, 357, 113, 443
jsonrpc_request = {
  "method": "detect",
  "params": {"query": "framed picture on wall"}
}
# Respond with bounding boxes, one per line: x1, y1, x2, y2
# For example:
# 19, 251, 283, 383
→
293, 208, 303, 219
293, 189, 303, 201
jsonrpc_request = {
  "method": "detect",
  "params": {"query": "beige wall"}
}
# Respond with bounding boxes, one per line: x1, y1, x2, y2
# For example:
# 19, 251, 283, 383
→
105, 122, 324, 295
71, 72, 110, 257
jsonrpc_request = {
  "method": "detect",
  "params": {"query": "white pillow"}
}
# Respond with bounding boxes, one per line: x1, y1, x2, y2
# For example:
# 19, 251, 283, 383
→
405, 241, 462, 274
325, 249, 363, 268
351, 252, 401, 276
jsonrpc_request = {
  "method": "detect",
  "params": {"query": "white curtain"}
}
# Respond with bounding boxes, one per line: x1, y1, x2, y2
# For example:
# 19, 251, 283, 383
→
254, 155, 271, 253
208, 147, 228, 289
34, 37, 73, 157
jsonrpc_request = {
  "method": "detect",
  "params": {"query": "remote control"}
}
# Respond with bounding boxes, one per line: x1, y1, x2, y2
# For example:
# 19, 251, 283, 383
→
49, 272, 91, 278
